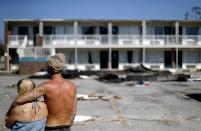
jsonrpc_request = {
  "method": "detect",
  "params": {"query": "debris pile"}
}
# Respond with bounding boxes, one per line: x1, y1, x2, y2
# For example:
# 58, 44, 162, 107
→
98, 65, 176, 83
28, 64, 197, 83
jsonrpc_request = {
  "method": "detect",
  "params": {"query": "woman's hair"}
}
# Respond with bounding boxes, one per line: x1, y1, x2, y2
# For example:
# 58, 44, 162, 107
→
17, 79, 35, 96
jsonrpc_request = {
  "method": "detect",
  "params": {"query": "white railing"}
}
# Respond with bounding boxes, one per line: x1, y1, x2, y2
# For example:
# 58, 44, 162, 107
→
43, 35, 75, 46
113, 35, 141, 45
179, 35, 201, 46
8, 35, 27, 47
144, 35, 177, 46
17, 47, 54, 58
8, 34, 201, 47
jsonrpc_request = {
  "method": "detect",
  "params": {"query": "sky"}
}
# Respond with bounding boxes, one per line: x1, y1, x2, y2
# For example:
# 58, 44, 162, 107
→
0, 0, 201, 42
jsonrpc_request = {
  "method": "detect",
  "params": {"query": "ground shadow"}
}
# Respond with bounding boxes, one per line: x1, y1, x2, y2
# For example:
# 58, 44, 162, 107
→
186, 93, 201, 102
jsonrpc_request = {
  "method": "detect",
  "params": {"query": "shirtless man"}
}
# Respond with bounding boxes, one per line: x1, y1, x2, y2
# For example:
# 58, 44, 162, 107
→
7, 53, 77, 131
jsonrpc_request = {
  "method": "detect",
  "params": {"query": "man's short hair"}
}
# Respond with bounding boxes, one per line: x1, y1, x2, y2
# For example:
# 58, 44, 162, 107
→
47, 53, 65, 74
17, 79, 35, 96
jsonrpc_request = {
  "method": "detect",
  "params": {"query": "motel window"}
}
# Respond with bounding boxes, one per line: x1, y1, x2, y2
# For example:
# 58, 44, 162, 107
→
81, 26, 96, 34
186, 27, 199, 35
44, 26, 55, 35
99, 26, 108, 34
154, 27, 163, 35
18, 26, 28, 35
112, 26, 118, 35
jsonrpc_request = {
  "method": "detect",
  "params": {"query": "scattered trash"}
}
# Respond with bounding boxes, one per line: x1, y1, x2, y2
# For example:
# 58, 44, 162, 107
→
77, 94, 99, 100
77, 94, 121, 101
74, 115, 93, 122
187, 75, 201, 81
79, 75, 90, 79
113, 95, 122, 99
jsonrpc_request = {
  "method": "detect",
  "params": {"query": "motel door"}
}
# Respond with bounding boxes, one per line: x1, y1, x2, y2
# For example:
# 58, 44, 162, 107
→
112, 51, 119, 69
164, 51, 173, 68
178, 51, 182, 68
100, 51, 109, 69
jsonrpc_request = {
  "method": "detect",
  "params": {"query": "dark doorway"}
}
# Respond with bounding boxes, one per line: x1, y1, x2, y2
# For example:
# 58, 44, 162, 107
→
165, 51, 173, 68
18, 27, 28, 35
100, 51, 108, 69
9, 49, 19, 64
178, 51, 182, 68
33, 26, 39, 46
112, 51, 119, 69
127, 51, 133, 63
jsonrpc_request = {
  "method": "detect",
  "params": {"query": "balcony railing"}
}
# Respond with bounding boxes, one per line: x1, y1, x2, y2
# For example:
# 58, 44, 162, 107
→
17, 47, 54, 58
8, 35, 27, 47
8, 34, 201, 47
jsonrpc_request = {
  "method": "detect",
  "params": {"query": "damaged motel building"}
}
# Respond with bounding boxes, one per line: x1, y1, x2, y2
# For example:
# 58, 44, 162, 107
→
3, 19, 201, 74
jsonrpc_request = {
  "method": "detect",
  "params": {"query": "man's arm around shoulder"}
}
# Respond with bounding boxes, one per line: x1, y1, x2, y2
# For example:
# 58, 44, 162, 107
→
6, 83, 47, 116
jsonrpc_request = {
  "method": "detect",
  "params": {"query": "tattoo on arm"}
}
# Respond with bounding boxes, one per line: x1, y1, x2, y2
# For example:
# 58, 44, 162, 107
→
6, 84, 46, 116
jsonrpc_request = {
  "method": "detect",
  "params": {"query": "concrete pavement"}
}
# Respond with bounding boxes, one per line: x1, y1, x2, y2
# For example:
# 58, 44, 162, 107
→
0, 76, 201, 131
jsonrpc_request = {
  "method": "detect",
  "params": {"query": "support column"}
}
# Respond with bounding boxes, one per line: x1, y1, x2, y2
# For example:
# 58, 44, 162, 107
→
36, 21, 44, 46
142, 48, 146, 65
108, 22, 112, 45
108, 22, 112, 70
175, 21, 179, 45
74, 21, 78, 69
142, 20, 146, 45
39, 21, 43, 36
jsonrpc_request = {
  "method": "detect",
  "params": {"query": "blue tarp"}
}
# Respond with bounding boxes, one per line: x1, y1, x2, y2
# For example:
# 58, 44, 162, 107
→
20, 57, 48, 62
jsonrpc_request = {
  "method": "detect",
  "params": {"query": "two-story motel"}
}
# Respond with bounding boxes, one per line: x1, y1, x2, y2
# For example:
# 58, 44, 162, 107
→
4, 19, 201, 73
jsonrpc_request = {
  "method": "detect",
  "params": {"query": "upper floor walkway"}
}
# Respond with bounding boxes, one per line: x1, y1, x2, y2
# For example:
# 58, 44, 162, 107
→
7, 34, 201, 48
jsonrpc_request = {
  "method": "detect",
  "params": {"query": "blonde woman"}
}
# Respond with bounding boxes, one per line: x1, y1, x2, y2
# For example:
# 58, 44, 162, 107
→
5, 79, 48, 131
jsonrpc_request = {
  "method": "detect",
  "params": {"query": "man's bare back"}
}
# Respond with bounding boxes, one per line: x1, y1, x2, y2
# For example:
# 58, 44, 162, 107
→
42, 75, 77, 127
